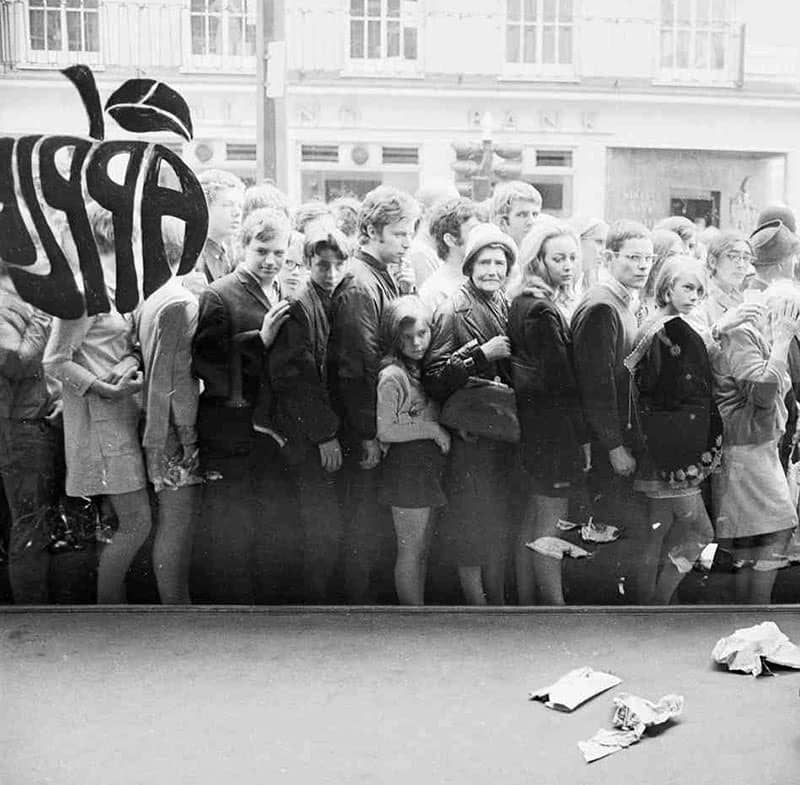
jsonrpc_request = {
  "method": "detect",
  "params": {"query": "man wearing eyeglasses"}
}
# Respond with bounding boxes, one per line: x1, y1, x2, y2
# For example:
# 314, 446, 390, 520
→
571, 220, 654, 603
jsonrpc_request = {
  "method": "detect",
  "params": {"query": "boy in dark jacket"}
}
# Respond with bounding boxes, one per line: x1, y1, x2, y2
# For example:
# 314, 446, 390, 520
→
571, 220, 653, 603
268, 226, 349, 602
328, 186, 419, 602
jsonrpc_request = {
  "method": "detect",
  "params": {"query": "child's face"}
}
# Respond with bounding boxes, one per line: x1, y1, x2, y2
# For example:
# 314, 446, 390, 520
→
241, 229, 289, 284
278, 234, 310, 299
471, 247, 508, 294
668, 273, 703, 315
310, 249, 346, 293
399, 318, 431, 362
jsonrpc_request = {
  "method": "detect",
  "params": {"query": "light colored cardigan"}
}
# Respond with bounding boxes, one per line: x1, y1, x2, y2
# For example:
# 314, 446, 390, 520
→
376, 362, 441, 445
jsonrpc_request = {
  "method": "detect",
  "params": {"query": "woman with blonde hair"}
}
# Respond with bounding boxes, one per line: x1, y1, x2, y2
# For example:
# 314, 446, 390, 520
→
507, 223, 589, 604
626, 255, 720, 604
640, 229, 684, 320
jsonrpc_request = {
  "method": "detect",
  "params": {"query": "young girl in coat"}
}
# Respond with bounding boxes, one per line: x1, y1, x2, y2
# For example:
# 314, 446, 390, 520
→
377, 296, 451, 606
625, 255, 721, 604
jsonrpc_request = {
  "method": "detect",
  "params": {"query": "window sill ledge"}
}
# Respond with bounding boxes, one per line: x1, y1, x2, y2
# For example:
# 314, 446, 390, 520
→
498, 73, 580, 84
14, 61, 106, 71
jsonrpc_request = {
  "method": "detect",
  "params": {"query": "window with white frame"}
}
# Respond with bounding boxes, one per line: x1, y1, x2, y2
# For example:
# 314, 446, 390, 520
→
348, 0, 419, 69
659, 0, 735, 81
505, 0, 574, 74
28, 0, 100, 63
190, 0, 256, 67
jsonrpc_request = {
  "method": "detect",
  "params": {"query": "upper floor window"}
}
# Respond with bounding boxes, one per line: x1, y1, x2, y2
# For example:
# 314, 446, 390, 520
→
348, 0, 419, 70
505, 0, 574, 74
190, 0, 255, 65
659, 0, 736, 82
28, 0, 99, 60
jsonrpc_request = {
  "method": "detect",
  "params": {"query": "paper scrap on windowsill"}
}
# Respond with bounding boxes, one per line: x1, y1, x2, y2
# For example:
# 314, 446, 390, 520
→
579, 693, 684, 763
712, 621, 800, 677
526, 537, 592, 560
556, 517, 622, 543
529, 667, 622, 712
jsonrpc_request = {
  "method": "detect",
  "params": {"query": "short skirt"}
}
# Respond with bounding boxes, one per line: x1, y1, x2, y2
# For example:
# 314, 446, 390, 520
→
378, 439, 447, 509
713, 440, 798, 539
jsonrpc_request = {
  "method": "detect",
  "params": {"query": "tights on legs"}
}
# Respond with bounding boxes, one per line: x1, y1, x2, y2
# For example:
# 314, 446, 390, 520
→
153, 485, 199, 604
97, 489, 152, 604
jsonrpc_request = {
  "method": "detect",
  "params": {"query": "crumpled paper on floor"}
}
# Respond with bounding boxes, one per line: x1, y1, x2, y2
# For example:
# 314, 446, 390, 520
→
712, 621, 800, 677
556, 516, 622, 543
526, 536, 592, 560
529, 667, 622, 712
578, 693, 684, 763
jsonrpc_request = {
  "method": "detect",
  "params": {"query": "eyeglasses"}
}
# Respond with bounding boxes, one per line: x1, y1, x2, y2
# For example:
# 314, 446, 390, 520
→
283, 257, 310, 271
613, 253, 656, 264
723, 252, 755, 264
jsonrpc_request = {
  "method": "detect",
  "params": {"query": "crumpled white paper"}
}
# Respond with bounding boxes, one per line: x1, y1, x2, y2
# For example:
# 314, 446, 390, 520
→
556, 517, 622, 543
578, 693, 684, 763
711, 621, 800, 677
529, 667, 622, 712
526, 536, 592, 560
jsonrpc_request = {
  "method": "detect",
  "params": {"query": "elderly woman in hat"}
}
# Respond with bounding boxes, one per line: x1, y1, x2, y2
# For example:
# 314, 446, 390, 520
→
424, 223, 517, 605
507, 223, 589, 605
711, 219, 800, 604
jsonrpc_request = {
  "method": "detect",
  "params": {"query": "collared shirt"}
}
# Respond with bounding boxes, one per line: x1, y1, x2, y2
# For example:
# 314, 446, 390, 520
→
199, 237, 231, 284
599, 276, 634, 311
240, 267, 281, 308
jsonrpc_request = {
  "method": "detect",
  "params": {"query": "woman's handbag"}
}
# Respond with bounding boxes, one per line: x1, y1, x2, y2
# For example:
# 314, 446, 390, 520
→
439, 377, 520, 443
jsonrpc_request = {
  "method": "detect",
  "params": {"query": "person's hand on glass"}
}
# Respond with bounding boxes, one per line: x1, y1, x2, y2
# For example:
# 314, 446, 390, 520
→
773, 300, 800, 342
259, 300, 291, 348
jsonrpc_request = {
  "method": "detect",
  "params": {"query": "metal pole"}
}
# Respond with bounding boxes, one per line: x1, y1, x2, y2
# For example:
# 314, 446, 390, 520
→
255, 0, 266, 182
259, 0, 287, 188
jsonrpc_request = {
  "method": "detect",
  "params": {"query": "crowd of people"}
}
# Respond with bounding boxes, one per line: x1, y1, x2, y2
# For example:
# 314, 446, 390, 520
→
3, 170, 800, 607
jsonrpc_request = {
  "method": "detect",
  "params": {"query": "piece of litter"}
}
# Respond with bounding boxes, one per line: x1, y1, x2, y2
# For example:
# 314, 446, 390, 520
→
579, 693, 684, 763
556, 518, 579, 532
699, 543, 718, 571
617, 577, 626, 595
529, 667, 622, 712
556, 516, 621, 543
581, 520, 621, 544
712, 621, 800, 676
652, 522, 662, 530
526, 537, 592, 560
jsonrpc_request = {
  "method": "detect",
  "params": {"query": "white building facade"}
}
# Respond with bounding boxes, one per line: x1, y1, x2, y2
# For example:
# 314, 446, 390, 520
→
2, 0, 800, 228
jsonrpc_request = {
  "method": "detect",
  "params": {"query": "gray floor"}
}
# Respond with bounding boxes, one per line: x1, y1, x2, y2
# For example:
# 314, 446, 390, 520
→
1, 607, 799, 785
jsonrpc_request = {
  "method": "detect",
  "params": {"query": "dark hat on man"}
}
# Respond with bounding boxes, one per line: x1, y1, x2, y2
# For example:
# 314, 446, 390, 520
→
749, 219, 800, 267
756, 204, 797, 234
